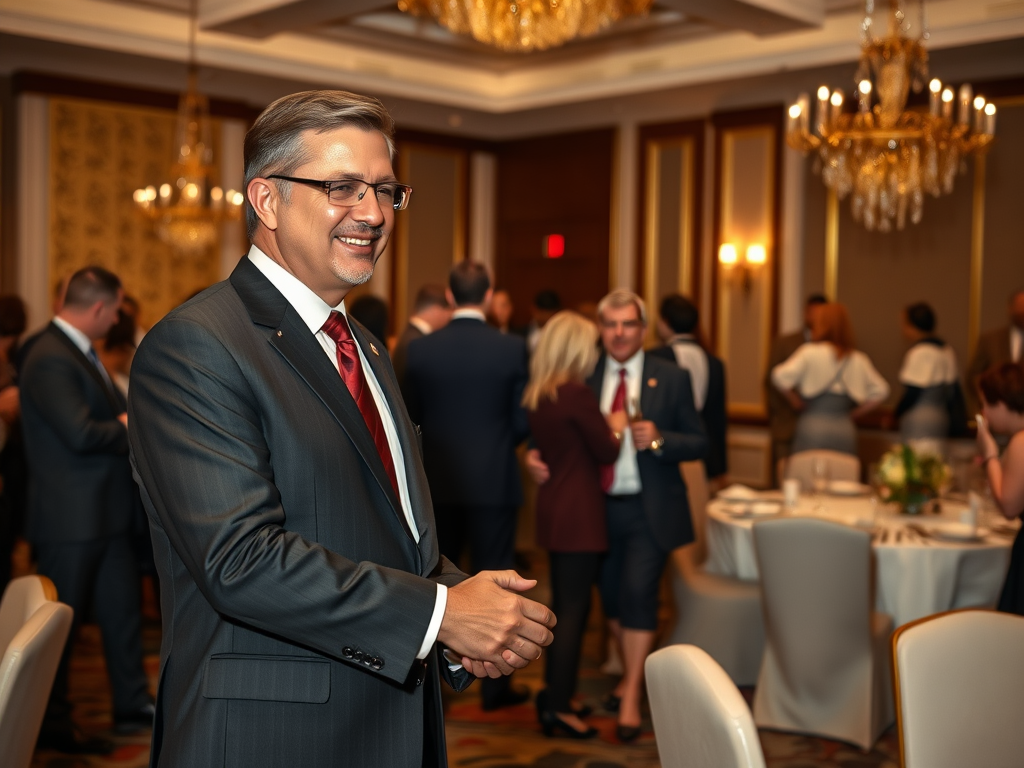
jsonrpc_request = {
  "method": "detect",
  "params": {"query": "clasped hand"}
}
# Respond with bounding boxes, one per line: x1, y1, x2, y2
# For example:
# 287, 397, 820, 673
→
438, 570, 556, 679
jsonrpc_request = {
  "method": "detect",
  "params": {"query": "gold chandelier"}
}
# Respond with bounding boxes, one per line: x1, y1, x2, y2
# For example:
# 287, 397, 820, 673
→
786, 0, 996, 232
397, 0, 653, 52
133, 0, 242, 253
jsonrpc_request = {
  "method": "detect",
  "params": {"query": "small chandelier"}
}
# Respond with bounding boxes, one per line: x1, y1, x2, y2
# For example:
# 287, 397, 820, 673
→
397, 0, 653, 52
786, 0, 996, 232
133, 0, 242, 253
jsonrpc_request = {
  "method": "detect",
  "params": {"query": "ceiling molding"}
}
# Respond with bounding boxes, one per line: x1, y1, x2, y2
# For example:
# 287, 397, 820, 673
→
2, 0, 1023, 113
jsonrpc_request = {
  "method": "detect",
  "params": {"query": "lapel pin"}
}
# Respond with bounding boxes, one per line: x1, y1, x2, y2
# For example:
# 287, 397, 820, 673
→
369, 343, 380, 356
648, 377, 658, 388
276, 330, 283, 337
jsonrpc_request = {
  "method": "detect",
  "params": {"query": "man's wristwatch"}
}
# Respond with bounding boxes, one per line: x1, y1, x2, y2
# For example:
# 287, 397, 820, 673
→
649, 436, 664, 455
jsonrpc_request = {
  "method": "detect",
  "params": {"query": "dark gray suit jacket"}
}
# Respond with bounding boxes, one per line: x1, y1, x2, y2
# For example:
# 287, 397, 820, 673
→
20, 322, 134, 544
587, 354, 707, 551
128, 257, 470, 768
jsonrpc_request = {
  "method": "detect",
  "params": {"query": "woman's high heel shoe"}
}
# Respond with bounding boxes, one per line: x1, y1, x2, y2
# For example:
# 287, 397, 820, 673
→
538, 710, 598, 740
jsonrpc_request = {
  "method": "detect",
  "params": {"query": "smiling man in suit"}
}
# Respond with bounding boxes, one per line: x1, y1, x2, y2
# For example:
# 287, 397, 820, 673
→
527, 288, 706, 741
128, 90, 554, 768
21, 266, 153, 754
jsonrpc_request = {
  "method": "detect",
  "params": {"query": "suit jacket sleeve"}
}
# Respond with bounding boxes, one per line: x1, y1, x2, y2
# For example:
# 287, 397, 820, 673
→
654, 367, 708, 464
129, 316, 438, 687
22, 348, 128, 455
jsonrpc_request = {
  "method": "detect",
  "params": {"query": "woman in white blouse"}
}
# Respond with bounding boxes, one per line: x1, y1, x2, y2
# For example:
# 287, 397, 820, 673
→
895, 303, 966, 444
771, 302, 889, 455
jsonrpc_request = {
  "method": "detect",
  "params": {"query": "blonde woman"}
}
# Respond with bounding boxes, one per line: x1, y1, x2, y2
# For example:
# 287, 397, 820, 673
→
524, 311, 625, 739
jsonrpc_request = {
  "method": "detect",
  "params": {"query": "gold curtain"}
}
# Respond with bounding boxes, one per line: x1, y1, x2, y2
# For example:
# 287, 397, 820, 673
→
49, 97, 225, 327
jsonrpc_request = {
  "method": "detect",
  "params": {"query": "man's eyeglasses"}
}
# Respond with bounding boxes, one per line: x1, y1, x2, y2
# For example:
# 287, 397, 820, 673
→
266, 175, 413, 211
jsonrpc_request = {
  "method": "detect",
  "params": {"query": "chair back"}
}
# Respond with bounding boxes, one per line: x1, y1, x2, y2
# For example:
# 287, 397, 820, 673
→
785, 449, 860, 489
681, 460, 710, 563
0, 576, 74, 768
646, 644, 766, 768
893, 609, 1024, 768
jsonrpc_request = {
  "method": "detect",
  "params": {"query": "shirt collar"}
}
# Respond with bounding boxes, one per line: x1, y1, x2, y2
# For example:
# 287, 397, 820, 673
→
409, 316, 433, 336
52, 316, 93, 355
609, 348, 644, 378
669, 333, 697, 344
452, 308, 486, 322
247, 245, 343, 333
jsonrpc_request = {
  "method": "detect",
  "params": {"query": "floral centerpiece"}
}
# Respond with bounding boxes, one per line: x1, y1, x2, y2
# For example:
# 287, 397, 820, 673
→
876, 444, 951, 514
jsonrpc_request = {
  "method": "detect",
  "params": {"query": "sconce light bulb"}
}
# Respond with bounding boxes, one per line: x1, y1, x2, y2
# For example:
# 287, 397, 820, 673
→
746, 244, 767, 265
817, 86, 830, 100
858, 79, 872, 95
929, 78, 942, 93
789, 104, 802, 118
941, 88, 954, 103
718, 243, 738, 265
984, 103, 996, 116
973, 95, 986, 110
830, 91, 844, 107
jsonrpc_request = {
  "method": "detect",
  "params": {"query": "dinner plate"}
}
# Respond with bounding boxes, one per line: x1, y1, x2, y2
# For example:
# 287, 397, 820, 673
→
929, 523, 989, 542
723, 501, 781, 519
827, 480, 872, 496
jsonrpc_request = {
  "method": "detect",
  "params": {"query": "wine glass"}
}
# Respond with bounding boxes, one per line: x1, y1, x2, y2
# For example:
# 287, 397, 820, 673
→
811, 458, 830, 512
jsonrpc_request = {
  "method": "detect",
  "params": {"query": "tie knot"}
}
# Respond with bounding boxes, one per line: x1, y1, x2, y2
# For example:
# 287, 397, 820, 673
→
618, 368, 627, 382
321, 311, 353, 345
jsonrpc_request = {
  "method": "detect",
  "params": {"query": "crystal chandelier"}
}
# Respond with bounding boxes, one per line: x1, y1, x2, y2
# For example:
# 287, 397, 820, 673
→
397, 0, 653, 52
785, 0, 996, 232
133, 0, 242, 253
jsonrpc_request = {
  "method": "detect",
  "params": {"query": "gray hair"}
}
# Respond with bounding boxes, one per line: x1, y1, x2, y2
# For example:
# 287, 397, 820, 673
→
597, 288, 647, 326
243, 90, 396, 238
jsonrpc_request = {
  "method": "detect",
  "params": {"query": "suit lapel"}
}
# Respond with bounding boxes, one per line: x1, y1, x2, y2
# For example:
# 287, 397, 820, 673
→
229, 259, 415, 545
640, 355, 658, 418
588, 355, 607, 400
47, 323, 124, 414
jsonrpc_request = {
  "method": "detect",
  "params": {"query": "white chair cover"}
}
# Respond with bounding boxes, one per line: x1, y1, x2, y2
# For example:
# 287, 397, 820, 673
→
752, 518, 893, 750
646, 644, 766, 768
0, 575, 74, 768
667, 462, 765, 685
785, 449, 860, 490
893, 609, 1024, 768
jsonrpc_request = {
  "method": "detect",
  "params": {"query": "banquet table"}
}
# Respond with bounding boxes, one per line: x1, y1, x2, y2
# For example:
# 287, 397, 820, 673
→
703, 492, 1016, 628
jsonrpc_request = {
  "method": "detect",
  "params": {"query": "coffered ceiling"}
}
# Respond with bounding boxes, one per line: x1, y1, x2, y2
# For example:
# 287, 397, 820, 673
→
2, 0, 1023, 112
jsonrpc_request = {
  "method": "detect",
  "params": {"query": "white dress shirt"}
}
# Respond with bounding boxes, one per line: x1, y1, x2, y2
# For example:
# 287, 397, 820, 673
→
408, 316, 432, 336
452, 308, 486, 322
600, 350, 644, 495
53, 316, 117, 393
771, 342, 890, 404
248, 246, 445, 660
667, 334, 708, 411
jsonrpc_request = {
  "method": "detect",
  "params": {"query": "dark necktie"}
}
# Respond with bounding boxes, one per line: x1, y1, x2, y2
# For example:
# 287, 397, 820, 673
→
600, 368, 628, 493
321, 311, 400, 501
86, 347, 115, 394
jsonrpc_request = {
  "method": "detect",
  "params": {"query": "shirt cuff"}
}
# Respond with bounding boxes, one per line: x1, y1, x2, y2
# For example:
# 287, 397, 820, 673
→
416, 583, 447, 660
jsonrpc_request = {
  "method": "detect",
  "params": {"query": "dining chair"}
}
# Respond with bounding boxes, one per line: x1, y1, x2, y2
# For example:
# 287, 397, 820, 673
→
785, 449, 860, 489
752, 517, 893, 750
646, 644, 766, 768
892, 609, 1024, 768
666, 461, 765, 685
0, 575, 74, 768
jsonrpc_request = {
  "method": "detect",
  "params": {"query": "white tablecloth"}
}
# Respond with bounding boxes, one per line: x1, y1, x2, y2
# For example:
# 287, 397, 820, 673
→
704, 494, 1015, 628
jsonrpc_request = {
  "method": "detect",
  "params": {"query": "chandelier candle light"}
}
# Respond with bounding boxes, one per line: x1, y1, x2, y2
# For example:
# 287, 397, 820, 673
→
786, 0, 996, 232
398, 0, 652, 52
133, 0, 242, 253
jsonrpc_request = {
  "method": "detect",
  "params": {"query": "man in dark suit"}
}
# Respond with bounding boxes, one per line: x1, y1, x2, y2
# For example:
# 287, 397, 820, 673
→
966, 289, 1024, 415
402, 260, 531, 711
527, 288, 706, 740
391, 283, 450, 382
127, 90, 554, 768
765, 294, 827, 484
649, 293, 728, 487
20, 266, 153, 754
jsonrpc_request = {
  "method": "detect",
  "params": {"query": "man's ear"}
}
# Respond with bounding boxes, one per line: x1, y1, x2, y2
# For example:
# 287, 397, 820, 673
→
445, 288, 456, 308
247, 178, 279, 231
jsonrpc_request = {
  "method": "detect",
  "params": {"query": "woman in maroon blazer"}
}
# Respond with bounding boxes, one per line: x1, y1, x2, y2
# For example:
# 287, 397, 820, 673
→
524, 311, 624, 738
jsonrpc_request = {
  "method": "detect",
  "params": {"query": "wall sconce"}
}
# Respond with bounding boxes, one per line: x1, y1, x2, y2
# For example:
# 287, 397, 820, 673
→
719, 242, 766, 293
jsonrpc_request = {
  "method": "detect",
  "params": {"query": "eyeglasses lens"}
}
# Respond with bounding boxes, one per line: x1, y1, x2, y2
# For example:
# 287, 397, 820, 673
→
328, 182, 409, 211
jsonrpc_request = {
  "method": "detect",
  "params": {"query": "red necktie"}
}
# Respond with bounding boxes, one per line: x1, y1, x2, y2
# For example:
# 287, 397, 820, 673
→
321, 311, 400, 501
600, 368, 628, 493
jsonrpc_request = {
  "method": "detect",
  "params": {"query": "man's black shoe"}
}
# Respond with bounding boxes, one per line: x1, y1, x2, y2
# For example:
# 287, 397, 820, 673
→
481, 684, 531, 712
36, 726, 114, 755
113, 702, 156, 735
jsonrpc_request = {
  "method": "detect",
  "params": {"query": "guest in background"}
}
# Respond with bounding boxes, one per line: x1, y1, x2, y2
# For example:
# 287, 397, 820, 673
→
765, 294, 828, 483
120, 294, 148, 348
488, 288, 514, 333
975, 362, 1024, 615
347, 293, 389, 346
524, 311, 624, 739
97, 310, 137, 398
771, 302, 889, 457
524, 289, 561, 354
392, 283, 450, 382
403, 260, 532, 712
966, 289, 1024, 415
0, 295, 27, 594
895, 302, 967, 445
650, 293, 728, 487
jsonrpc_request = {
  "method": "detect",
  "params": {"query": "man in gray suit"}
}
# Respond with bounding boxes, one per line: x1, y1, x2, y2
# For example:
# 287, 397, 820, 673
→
966, 289, 1024, 415
21, 266, 153, 754
128, 90, 554, 768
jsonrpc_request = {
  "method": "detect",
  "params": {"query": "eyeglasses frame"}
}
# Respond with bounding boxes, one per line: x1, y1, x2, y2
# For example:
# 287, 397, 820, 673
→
265, 175, 413, 211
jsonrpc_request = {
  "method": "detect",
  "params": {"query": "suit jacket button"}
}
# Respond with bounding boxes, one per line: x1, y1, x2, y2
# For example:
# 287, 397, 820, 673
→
371, 657, 384, 670
353, 650, 364, 662
342, 646, 353, 659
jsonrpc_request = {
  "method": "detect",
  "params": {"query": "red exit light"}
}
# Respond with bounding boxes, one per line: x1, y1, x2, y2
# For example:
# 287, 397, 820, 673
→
544, 234, 565, 259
